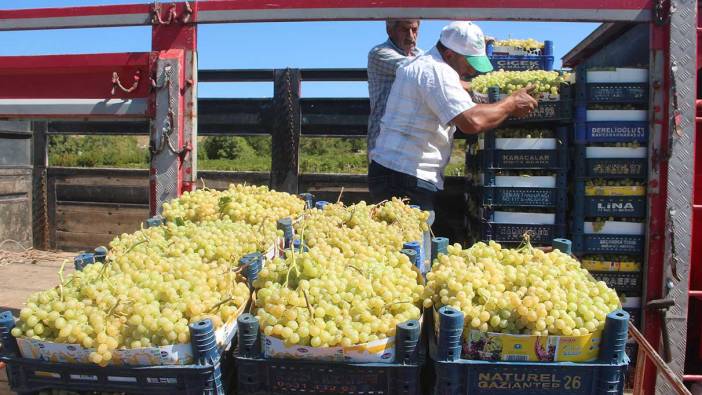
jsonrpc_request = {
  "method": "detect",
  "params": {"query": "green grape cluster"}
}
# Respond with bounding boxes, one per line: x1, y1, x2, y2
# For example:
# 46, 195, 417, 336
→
11, 183, 303, 366
109, 218, 280, 267
162, 184, 305, 226
12, 244, 250, 367
493, 128, 554, 139
470, 70, 571, 96
423, 241, 621, 336
252, 200, 427, 348
494, 38, 545, 50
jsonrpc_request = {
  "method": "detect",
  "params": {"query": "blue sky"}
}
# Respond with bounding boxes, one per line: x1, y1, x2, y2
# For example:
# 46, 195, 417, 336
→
1, 1, 599, 98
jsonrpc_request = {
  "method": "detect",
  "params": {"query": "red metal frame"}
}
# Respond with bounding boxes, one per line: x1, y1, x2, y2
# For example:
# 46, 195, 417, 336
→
0, 53, 151, 100
0, 0, 653, 27
685, 1, 702, 383
641, 16, 671, 395
0, 2, 695, 391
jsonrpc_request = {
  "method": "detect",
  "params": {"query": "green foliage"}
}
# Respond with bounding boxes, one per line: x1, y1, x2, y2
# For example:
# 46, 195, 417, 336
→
48, 135, 464, 175
49, 135, 148, 168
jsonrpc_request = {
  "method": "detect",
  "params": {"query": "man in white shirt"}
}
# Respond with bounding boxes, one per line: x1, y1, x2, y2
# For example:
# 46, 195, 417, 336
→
369, 21, 537, 212
367, 20, 422, 159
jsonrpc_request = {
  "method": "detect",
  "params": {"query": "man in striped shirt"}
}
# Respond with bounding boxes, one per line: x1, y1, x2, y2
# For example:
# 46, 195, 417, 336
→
367, 20, 422, 160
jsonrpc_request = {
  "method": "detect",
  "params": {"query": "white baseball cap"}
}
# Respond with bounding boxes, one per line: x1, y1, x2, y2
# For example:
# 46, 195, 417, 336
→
439, 21, 493, 73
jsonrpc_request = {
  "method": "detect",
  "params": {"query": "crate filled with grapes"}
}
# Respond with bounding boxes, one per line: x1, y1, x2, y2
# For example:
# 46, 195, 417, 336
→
572, 217, 646, 256
423, 240, 630, 394
471, 207, 566, 245
486, 38, 555, 71
233, 200, 432, 395
466, 127, 568, 170
0, 185, 307, 395
574, 142, 648, 179
466, 169, 568, 208
578, 67, 649, 104
469, 70, 573, 122
575, 104, 648, 143
575, 178, 647, 219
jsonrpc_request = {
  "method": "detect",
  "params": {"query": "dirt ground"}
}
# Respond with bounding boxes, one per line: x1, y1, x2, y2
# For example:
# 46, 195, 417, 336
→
0, 245, 77, 395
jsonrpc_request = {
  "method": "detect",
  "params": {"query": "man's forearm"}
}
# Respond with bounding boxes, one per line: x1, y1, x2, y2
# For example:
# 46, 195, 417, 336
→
458, 100, 517, 134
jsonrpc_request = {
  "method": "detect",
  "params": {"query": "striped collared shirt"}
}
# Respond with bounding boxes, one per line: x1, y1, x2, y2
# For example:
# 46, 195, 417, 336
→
367, 39, 422, 156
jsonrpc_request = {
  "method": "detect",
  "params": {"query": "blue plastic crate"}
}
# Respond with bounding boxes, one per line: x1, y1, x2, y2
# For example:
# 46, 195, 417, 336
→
480, 222, 566, 245
0, 313, 230, 395
234, 314, 424, 395
573, 181, 647, 218
471, 148, 565, 169
478, 186, 567, 208
585, 83, 648, 103
477, 169, 568, 189
585, 158, 647, 179
505, 100, 573, 124
0, 354, 232, 395
582, 196, 647, 218
573, 146, 647, 179
486, 40, 555, 71
428, 307, 629, 395
575, 121, 649, 144
431, 357, 628, 395
590, 271, 643, 295
488, 55, 555, 72
485, 85, 573, 124
573, 233, 645, 255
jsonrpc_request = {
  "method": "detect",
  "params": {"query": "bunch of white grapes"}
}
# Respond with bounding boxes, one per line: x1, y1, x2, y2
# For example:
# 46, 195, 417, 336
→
11, 240, 250, 367
471, 70, 571, 96
423, 241, 621, 337
494, 38, 545, 50
298, 199, 430, 253
493, 128, 554, 139
252, 200, 428, 347
11, 183, 306, 366
109, 218, 280, 267
162, 184, 305, 226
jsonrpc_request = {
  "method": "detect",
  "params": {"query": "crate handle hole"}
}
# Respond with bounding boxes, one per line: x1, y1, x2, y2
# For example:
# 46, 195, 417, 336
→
247, 376, 253, 383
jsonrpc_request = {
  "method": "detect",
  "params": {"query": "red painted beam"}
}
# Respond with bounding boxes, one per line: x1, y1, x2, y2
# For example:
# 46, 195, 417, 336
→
0, 53, 152, 99
0, 0, 653, 30
198, 0, 652, 11
0, 3, 150, 31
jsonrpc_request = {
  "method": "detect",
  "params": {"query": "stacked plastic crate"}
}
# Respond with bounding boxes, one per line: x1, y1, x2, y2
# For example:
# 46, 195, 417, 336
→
486, 39, 555, 72
465, 83, 572, 247
572, 67, 649, 328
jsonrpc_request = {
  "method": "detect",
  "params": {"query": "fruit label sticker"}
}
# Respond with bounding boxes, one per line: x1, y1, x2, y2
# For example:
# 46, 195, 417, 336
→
464, 329, 601, 362
471, 370, 590, 394
263, 333, 395, 363
494, 189, 555, 206
497, 152, 555, 168
587, 123, 648, 141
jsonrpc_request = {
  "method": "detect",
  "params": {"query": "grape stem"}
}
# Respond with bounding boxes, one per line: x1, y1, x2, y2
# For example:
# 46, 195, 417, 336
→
58, 259, 66, 301
301, 288, 314, 316
336, 186, 344, 203
207, 296, 233, 313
